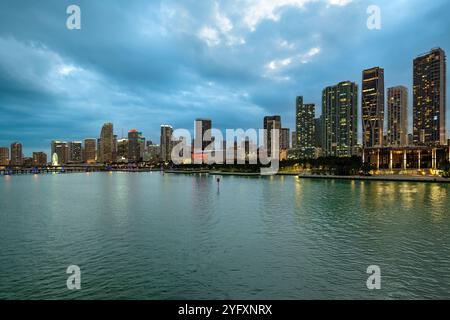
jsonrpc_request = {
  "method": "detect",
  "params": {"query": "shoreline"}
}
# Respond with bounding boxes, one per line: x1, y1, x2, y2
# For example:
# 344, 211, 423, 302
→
162, 170, 450, 183
296, 174, 450, 183
2, 169, 449, 183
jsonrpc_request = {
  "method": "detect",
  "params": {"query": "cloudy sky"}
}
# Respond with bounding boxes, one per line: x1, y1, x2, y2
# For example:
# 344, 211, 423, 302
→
0, 0, 449, 155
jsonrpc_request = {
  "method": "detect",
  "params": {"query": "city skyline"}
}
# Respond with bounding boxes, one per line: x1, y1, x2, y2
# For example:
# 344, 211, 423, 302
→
1, 1, 450, 156
0, 46, 448, 163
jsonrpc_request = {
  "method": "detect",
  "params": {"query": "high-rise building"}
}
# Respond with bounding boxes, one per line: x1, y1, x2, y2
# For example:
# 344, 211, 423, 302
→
113, 135, 118, 162
281, 128, 290, 150
10, 142, 23, 166
387, 86, 408, 146
314, 116, 324, 149
139, 136, 146, 161
51, 141, 68, 165
160, 125, 173, 162
296, 97, 315, 159
23, 157, 33, 167
264, 115, 281, 157
32, 152, 47, 166
68, 141, 82, 163
144, 143, 161, 162
97, 138, 101, 162
128, 130, 144, 162
413, 48, 447, 146
99, 123, 114, 163
323, 81, 358, 157
194, 119, 212, 153
0, 147, 9, 166
407, 134, 414, 146
84, 139, 96, 164
291, 132, 297, 149
362, 67, 385, 148
117, 139, 129, 162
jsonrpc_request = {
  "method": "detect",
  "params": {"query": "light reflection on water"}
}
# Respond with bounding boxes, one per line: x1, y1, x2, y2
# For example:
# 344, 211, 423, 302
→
0, 173, 449, 300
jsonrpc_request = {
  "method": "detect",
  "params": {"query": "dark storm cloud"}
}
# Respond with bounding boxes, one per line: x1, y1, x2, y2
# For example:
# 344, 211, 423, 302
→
0, 0, 449, 155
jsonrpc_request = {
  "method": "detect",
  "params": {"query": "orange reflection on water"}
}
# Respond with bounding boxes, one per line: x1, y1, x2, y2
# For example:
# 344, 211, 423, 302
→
428, 184, 448, 222
294, 178, 303, 208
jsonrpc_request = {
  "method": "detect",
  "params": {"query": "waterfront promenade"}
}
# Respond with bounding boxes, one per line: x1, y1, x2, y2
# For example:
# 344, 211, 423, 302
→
2, 166, 449, 183
164, 169, 450, 183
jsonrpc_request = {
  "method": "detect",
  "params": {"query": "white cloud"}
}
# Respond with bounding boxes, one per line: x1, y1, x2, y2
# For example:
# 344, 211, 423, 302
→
300, 47, 321, 63
327, 0, 352, 7
279, 39, 296, 49
57, 65, 78, 76
215, 5, 233, 34
197, 2, 247, 47
267, 57, 292, 70
242, 0, 353, 31
266, 46, 320, 73
263, 46, 321, 82
198, 26, 221, 47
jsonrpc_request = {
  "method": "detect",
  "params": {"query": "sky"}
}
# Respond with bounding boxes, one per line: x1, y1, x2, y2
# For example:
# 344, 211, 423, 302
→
0, 0, 449, 156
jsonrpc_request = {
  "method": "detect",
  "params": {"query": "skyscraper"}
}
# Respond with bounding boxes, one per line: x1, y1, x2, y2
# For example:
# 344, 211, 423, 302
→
99, 123, 114, 163
387, 86, 408, 146
314, 116, 324, 150
113, 135, 118, 162
194, 119, 212, 153
32, 152, 47, 166
413, 48, 447, 146
362, 67, 385, 148
51, 141, 68, 165
139, 136, 146, 161
281, 128, 290, 150
84, 139, 97, 164
128, 129, 144, 163
145, 143, 161, 162
0, 147, 9, 166
291, 132, 297, 149
264, 115, 281, 157
10, 142, 23, 166
323, 81, 358, 157
68, 141, 82, 163
296, 97, 315, 159
117, 139, 129, 162
160, 125, 173, 162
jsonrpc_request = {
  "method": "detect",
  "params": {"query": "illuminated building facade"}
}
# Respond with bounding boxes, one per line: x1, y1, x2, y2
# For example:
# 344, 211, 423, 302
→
84, 139, 96, 164
364, 145, 450, 172
117, 139, 129, 162
323, 81, 358, 157
32, 152, 47, 166
413, 48, 446, 146
160, 125, 173, 162
10, 142, 23, 166
51, 141, 68, 165
296, 97, 315, 159
99, 123, 114, 163
68, 141, 82, 163
0, 147, 9, 166
362, 67, 385, 148
387, 86, 408, 146
128, 130, 144, 163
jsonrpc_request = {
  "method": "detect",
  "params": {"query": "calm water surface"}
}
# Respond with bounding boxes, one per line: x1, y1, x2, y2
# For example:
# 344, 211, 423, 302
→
0, 172, 449, 299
